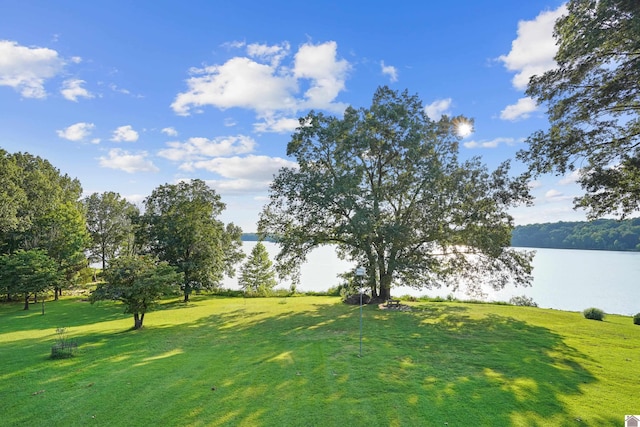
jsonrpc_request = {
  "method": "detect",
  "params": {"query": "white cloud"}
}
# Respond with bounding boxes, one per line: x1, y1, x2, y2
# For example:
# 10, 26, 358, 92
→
528, 180, 543, 190
0, 40, 65, 98
463, 137, 515, 149
158, 135, 256, 162
380, 61, 398, 82
499, 5, 567, 90
424, 98, 452, 120
61, 79, 94, 102
56, 122, 95, 141
111, 125, 139, 142
500, 97, 538, 121
293, 41, 350, 112
205, 178, 273, 194
98, 148, 158, 173
543, 189, 573, 202
172, 56, 297, 116
109, 83, 131, 95
171, 41, 350, 121
253, 115, 301, 133
161, 127, 178, 137
246, 42, 290, 66
558, 169, 583, 185
185, 155, 297, 181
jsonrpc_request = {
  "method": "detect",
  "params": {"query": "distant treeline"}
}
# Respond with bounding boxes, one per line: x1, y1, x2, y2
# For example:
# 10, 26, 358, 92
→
512, 218, 640, 251
241, 233, 278, 242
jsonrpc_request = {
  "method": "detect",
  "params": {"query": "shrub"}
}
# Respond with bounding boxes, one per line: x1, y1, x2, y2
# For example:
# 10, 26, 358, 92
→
583, 307, 605, 321
633, 313, 640, 325
509, 295, 538, 307
50, 327, 77, 359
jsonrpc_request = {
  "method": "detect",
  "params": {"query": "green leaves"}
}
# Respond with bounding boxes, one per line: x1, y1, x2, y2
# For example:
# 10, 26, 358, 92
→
140, 179, 244, 301
520, 0, 640, 218
0, 249, 61, 306
260, 87, 532, 299
239, 242, 277, 295
91, 255, 181, 329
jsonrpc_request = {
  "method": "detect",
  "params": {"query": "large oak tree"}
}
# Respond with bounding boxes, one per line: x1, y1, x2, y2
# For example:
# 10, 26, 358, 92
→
259, 87, 533, 301
519, 0, 640, 219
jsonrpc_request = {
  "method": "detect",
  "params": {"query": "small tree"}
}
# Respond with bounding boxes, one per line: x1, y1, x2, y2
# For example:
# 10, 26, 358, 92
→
0, 249, 61, 310
90, 255, 182, 329
239, 242, 277, 296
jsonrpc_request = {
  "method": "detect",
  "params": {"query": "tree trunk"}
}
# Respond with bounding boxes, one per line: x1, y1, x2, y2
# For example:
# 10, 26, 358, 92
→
133, 312, 144, 329
379, 274, 392, 301
23, 293, 30, 310
54, 287, 60, 301
183, 283, 191, 302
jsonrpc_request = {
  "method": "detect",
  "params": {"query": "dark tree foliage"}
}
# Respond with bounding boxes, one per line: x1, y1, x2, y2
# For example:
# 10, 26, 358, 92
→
519, 0, 640, 219
0, 151, 84, 254
260, 87, 533, 301
0, 249, 61, 310
90, 255, 181, 329
512, 218, 640, 251
0, 150, 88, 300
140, 179, 244, 302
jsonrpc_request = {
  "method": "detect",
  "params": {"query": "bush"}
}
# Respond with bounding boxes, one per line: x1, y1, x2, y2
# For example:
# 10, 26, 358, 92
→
509, 295, 538, 307
633, 313, 640, 325
50, 327, 77, 359
583, 307, 605, 321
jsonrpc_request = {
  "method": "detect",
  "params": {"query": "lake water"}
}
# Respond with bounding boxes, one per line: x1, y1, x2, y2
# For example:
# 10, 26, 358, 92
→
224, 242, 640, 316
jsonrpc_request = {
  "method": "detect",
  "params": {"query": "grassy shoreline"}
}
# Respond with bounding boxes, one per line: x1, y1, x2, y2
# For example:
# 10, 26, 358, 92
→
1, 295, 638, 426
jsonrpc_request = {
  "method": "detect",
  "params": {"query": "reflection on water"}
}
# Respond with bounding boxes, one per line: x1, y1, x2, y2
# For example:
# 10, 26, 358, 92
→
224, 243, 639, 315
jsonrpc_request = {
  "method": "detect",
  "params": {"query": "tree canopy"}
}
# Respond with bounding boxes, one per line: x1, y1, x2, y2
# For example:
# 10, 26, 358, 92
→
0, 249, 61, 310
519, 0, 640, 219
84, 191, 140, 270
259, 87, 533, 301
0, 151, 84, 254
140, 179, 244, 302
512, 218, 640, 251
90, 255, 181, 329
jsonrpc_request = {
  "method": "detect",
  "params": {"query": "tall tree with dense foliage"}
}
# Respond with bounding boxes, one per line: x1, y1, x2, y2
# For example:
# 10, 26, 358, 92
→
140, 179, 244, 302
519, 0, 640, 219
259, 87, 533, 301
36, 202, 90, 299
0, 249, 61, 310
90, 255, 181, 329
0, 150, 84, 253
84, 191, 140, 270
239, 241, 277, 295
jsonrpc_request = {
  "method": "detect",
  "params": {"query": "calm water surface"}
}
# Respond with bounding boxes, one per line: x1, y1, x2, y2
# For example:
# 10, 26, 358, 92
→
225, 242, 639, 316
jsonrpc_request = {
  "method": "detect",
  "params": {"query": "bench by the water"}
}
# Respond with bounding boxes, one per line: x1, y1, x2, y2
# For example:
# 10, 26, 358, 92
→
386, 299, 400, 308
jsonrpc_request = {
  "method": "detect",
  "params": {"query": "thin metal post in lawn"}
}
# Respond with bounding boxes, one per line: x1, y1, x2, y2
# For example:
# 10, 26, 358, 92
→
355, 267, 366, 357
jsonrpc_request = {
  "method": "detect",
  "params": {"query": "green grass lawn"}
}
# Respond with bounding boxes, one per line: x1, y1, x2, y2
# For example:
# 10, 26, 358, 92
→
1, 295, 638, 426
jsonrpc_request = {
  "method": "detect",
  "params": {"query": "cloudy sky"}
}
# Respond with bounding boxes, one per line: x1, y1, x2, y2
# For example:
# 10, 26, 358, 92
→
0, 0, 579, 231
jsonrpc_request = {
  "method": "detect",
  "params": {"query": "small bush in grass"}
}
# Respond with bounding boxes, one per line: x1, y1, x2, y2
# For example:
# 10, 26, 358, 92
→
633, 313, 640, 325
583, 307, 605, 321
509, 295, 538, 307
50, 327, 77, 359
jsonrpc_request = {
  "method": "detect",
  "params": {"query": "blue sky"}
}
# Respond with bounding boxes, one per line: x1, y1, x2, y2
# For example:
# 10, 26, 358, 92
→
0, 0, 580, 231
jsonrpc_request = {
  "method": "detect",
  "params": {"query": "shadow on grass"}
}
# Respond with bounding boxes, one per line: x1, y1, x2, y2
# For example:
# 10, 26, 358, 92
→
1, 299, 617, 426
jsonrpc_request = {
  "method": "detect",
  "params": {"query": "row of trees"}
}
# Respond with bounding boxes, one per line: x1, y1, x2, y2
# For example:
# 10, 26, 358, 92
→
0, 152, 245, 325
512, 218, 640, 251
